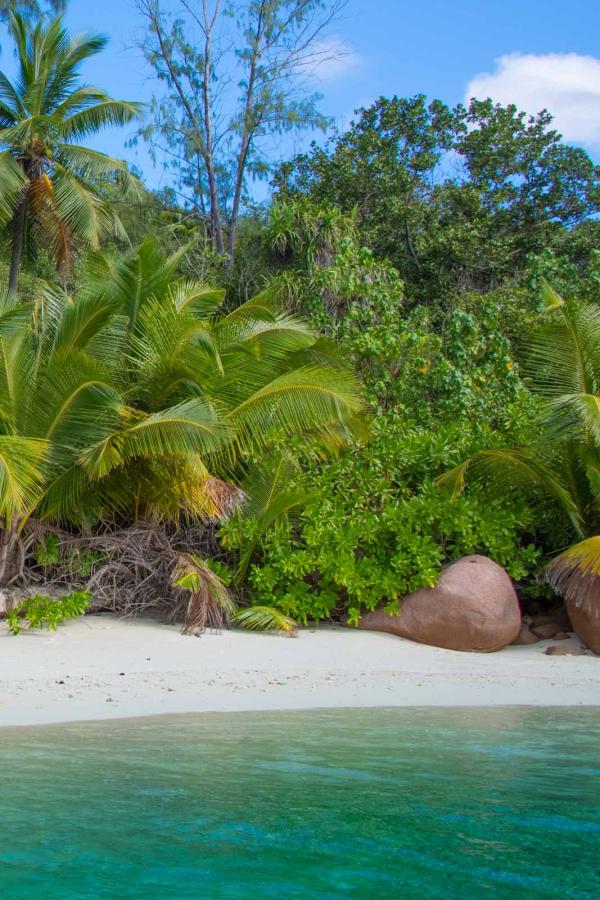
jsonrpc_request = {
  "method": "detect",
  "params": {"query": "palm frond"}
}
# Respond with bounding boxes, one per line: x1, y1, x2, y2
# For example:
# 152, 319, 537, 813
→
173, 553, 237, 635
228, 365, 365, 449
540, 278, 564, 311
55, 144, 128, 179
51, 290, 122, 354
527, 300, 600, 400
167, 280, 225, 318
233, 451, 316, 581
60, 99, 143, 140
231, 606, 298, 635
0, 435, 49, 520
27, 349, 120, 449
545, 536, 600, 615
438, 448, 583, 534
51, 164, 114, 247
79, 398, 229, 480
0, 151, 27, 224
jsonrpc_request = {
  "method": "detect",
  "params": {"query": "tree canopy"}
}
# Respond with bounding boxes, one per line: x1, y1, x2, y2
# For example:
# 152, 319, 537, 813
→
275, 95, 600, 302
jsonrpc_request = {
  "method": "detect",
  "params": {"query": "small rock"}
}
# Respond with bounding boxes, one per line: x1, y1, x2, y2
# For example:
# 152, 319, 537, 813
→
119, 672, 125, 676
511, 627, 540, 645
533, 623, 563, 639
552, 632, 570, 641
105, 697, 114, 702
545, 646, 586, 656
56, 680, 65, 685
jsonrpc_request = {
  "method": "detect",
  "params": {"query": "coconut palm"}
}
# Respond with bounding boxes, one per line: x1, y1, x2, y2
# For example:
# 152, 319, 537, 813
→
0, 12, 142, 292
0, 238, 364, 587
440, 282, 600, 612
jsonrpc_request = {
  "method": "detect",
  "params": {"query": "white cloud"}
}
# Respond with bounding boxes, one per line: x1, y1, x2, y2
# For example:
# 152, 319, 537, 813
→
466, 52, 600, 147
301, 38, 362, 83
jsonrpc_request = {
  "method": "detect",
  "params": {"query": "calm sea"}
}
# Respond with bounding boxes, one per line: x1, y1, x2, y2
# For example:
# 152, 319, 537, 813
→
0, 707, 598, 898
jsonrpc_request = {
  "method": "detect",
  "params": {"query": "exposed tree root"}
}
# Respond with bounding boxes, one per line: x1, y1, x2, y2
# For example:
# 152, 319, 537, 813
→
10, 521, 233, 633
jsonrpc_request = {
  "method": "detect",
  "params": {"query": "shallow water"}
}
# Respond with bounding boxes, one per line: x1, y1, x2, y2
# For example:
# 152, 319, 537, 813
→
0, 707, 598, 898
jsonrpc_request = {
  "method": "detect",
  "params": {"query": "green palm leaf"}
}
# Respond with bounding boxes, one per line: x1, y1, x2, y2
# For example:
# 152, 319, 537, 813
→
0, 151, 27, 223
438, 448, 583, 534
60, 99, 142, 140
235, 451, 317, 581
0, 435, 48, 520
231, 606, 298, 635
228, 365, 365, 448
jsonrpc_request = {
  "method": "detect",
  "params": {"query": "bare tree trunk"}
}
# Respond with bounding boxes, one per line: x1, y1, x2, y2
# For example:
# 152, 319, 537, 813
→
227, 5, 264, 264
8, 193, 27, 294
200, 0, 224, 255
145, 0, 225, 254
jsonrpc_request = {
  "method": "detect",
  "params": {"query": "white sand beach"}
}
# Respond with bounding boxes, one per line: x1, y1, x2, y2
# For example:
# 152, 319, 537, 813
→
0, 613, 598, 726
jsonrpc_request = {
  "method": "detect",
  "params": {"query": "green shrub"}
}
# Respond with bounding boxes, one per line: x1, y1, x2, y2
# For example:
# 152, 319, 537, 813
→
6, 591, 91, 635
221, 420, 543, 625
34, 535, 61, 568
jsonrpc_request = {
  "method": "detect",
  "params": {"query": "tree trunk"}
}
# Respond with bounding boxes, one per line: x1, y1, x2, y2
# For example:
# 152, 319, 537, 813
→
0, 523, 22, 587
228, 131, 251, 265
227, 4, 264, 267
8, 193, 27, 295
201, 1, 224, 256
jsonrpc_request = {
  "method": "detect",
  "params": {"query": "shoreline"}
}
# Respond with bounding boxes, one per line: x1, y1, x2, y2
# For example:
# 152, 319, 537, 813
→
0, 614, 598, 727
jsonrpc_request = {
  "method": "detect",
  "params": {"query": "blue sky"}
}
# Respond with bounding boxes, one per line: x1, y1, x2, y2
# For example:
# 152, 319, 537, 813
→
3, 0, 600, 190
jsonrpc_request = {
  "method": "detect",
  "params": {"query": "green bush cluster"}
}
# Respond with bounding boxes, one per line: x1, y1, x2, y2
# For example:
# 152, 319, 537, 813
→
220, 200, 553, 623
6, 591, 91, 635
222, 420, 543, 625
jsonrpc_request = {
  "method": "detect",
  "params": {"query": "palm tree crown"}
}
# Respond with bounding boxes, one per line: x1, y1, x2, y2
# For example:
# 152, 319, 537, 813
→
0, 238, 364, 582
0, 12, 142, 291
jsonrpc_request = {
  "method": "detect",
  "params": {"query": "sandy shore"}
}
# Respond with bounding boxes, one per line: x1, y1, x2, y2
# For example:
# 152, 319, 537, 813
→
0, 613, 598, 726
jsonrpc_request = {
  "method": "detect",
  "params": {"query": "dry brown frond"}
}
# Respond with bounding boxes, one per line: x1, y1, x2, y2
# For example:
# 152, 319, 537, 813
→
544, 536, 600, 614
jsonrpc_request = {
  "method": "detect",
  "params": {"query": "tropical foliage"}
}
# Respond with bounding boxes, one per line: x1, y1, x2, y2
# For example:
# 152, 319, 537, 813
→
6, 589, 90, 634
1, 6, 599, 635
0, 13, 142, 291
276, 96, 600, 304
219, 201, 544, 622
444, 283, 600, 612
0, 238, 363, 594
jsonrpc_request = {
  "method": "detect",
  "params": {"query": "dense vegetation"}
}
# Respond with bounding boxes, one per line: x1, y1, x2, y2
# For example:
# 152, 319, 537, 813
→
1, 6, 599, 632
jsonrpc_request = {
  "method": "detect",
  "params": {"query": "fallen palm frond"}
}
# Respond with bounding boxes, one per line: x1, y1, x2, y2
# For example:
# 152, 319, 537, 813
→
173, 552, 237, 635
231, 605, 298, 635
544, 536, 600, 614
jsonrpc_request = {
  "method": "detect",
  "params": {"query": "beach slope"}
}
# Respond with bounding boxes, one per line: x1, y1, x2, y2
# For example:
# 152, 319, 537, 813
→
0, 614, 598, 726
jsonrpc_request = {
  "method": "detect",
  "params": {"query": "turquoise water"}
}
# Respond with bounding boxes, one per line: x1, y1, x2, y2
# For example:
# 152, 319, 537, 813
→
0, 708, 599, 898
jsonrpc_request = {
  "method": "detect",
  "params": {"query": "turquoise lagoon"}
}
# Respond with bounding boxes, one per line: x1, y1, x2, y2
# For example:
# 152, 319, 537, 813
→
0, 707, 599, 898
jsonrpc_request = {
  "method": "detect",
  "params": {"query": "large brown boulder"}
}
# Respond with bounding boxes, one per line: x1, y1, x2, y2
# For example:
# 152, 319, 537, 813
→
565, 600, 600, 655
357, 555, 521, 652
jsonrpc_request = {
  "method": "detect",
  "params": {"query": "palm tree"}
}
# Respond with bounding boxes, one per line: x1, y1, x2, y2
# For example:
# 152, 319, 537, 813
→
0, 238, 364, 586
0, 12, 142, 292
440, 282, 600, 613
